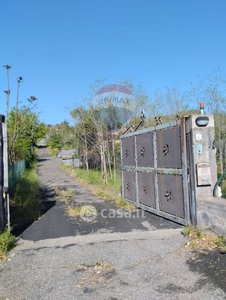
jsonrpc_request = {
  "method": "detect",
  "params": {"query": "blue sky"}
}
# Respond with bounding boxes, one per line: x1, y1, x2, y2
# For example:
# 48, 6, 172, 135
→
1, 0, 226, 124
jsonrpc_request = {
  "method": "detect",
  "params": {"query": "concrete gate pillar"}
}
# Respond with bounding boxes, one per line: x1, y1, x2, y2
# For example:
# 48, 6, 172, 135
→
186, 114, 226, 235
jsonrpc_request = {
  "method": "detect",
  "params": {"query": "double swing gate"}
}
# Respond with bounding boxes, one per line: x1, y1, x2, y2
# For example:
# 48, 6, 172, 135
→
120, 118, 191, 225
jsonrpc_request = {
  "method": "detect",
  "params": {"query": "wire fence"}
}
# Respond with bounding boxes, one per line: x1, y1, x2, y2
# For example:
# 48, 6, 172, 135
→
9, 159, 26, 193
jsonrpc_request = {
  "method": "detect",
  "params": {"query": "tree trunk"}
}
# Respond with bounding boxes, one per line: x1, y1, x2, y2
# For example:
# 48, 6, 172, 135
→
112, 132, 116, 180
218, 130, 223, 174
103, 147, 107, 185
84, 136, 89, 172
100, 143, 107, 185
107, 140, 112, 179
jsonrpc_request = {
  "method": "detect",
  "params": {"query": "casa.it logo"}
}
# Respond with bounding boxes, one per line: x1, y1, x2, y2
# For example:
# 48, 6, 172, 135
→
80, 205, 97, 222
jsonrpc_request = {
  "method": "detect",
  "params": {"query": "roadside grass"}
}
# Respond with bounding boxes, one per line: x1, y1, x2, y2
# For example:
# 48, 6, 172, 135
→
1, 163, 42, 261
0, 228, 15, 261
182, 225, 226, 253
10, 163, 42, 226
60, 164, 136, 211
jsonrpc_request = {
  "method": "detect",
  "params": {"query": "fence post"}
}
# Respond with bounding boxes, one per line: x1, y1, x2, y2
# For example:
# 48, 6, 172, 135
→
0, 115, 5, 232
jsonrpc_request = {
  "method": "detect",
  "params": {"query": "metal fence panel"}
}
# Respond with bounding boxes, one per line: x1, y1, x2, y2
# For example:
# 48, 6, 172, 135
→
156, 126, 181, 168
137, 172, 155, 208
9, 160, 26, 192
121, 136, 135, 167
136, 132, 154, 167
122, 171, 136, 201
158, 174, 184, 218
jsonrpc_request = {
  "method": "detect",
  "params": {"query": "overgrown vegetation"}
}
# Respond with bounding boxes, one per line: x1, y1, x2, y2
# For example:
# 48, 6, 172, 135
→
182, 226, 226, 253
7, 100, 47, 165
10, 163, 42, 226
0, 228, 15, 261
0, 158, 42, 260
0, 165, 38, 257
3, 67, 47, 162
66, 205, 84, 218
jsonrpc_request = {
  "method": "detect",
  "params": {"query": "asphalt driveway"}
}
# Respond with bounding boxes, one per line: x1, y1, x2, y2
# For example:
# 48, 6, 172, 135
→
0, 147, 225, 300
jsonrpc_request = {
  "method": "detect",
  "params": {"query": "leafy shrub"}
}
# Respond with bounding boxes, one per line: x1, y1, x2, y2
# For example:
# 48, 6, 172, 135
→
0, 228, 15, 260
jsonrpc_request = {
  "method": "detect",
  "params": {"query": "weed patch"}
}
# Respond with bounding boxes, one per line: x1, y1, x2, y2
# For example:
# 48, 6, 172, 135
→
183, 226, 226, 253
55, 188, 76, 204
66, 205, 83, 218
10, 164, 42, 226
75, 261, 117, 290
55, 188, 83, 219
0, 228, 15, 261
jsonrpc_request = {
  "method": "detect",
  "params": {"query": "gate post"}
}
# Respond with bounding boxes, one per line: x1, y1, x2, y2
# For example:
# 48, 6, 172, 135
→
0, 115, 4, 232
186, 114, 218, 227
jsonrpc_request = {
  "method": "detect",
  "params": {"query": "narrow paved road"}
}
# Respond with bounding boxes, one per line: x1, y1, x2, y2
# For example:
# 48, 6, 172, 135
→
0, 147, 225, 300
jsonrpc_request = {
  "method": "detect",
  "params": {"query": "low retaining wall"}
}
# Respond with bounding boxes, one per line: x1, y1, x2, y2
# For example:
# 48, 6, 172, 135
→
197, 196, 226, 236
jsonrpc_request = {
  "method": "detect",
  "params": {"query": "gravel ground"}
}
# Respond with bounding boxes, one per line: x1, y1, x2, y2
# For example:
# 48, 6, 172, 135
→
0, 147, 225, 300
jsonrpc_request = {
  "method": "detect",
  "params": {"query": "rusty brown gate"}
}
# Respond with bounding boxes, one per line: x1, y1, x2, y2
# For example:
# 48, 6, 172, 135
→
120, 118, 190, 225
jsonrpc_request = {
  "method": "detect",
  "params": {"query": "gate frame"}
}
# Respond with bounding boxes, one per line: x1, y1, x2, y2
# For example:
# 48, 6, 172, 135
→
120, 117, 191, 225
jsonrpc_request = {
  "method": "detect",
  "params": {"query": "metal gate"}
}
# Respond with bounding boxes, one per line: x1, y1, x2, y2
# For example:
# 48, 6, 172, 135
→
120, 118, 190, 225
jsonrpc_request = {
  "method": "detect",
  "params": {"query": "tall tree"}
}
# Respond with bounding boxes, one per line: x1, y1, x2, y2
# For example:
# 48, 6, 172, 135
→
205, 70, 226, 173
7, 98, 47, 164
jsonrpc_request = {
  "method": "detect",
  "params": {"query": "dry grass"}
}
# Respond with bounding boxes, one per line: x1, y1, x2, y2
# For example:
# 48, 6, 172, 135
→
182, 226, 226, 253
75, 261, 117, 290
55, 188, 76, 204
66, 205, 83, 217
55, 188, 82, 218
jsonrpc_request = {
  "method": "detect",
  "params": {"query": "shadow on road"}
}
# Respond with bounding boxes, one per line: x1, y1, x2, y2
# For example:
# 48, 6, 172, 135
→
12, 185, 56, 237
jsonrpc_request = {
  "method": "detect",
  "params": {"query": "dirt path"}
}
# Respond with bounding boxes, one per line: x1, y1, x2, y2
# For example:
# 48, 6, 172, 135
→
0, 147, 225, 300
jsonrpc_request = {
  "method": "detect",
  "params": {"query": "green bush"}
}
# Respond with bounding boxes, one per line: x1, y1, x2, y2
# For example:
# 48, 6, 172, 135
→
48, 132, 62, 150
0, 228, 15, 260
